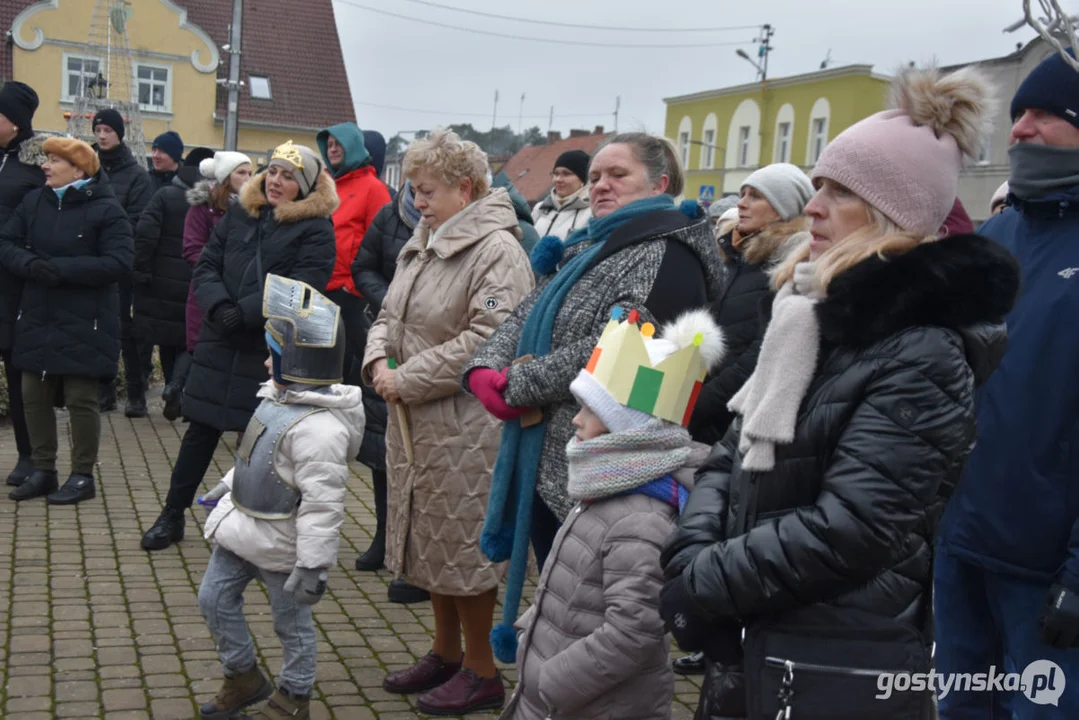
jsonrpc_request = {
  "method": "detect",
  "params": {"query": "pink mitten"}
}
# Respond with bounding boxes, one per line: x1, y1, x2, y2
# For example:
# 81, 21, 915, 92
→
468, 368, 526, 422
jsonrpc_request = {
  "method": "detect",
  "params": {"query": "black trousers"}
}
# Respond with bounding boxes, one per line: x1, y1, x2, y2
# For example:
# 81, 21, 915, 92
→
530, 492, 561, 572
157, 345, 184, 386
326, 288, 369, 386
164, 418, 223, 510
118, 281, 153, 393
1, 350, 31, 458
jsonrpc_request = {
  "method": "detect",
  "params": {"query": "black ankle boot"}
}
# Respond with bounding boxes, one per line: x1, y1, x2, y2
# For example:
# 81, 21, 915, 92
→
356, 470, 387, 571
161, 383, 182, 421
6, 455, 34, 487
9, 469, 58, 501
125, 389, 148, 418
388, 579, 430, 604
141, 507, 186, 551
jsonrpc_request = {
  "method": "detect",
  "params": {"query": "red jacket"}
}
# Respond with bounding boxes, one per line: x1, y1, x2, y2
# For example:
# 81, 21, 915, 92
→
327, 165, 391, 295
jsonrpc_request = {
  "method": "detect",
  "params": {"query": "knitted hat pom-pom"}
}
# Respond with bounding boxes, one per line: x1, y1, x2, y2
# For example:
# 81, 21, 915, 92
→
530, 235, 565, 276
491, 623, 519, 664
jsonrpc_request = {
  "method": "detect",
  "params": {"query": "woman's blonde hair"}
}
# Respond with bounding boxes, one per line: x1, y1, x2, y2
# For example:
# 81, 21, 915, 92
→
770, 200, 934, 291
402, 128, 490, 200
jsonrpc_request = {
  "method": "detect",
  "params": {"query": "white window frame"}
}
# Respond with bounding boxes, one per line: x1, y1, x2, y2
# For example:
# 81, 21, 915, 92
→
61, 52, 103, 102
249, 75, 272, 100
738, 126, 751, 168
134, 62, 172, 113
702, 128, 715, 169
810, 117, 828, 164
679, 131, 690, 168
776, 121, 791, 164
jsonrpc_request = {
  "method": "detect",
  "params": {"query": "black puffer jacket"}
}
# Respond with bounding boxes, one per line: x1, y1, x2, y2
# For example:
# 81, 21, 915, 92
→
0, 133, 46, 351
133, 166, 199, 348
0, 172, 133, 379
97, 143, 152, 222
661, 234, 1020, 718
183, 169, 338, 431
689, 219, 808, 445
350, 192, 416, 471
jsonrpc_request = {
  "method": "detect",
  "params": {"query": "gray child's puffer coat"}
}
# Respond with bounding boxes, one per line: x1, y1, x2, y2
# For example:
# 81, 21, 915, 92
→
501, 446, 708, 720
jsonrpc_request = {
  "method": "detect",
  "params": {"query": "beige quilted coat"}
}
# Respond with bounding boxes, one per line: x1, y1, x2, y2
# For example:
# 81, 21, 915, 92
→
362, 188, 534, 595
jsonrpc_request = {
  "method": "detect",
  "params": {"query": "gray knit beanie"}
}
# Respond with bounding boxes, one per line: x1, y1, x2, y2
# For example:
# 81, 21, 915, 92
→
741, 163, 815, 221
269, 141, 323, 198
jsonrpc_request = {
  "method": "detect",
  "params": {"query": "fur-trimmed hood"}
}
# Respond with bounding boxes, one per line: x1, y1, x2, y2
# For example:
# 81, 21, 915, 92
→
816, 233, 1020, 381
719, 216, 809, 266
185, 178, 215, 207
15, 133, 49, 167
239, 169, 340, 224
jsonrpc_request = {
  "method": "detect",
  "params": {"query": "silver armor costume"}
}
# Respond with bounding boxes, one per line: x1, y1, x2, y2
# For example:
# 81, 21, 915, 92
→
231, 398, 329, 519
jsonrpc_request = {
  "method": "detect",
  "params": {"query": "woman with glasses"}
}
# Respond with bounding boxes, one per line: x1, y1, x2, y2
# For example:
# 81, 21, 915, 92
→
531, 150, 591, 241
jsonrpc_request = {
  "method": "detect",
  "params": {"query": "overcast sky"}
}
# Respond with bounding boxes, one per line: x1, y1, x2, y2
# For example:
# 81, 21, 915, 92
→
332, 0, 1038, 141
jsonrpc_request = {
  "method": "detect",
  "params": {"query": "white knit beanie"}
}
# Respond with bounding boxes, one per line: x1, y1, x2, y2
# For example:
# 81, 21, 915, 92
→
201, 151, 252, 184
570, 371, 655, 432
741, 163, 815, 221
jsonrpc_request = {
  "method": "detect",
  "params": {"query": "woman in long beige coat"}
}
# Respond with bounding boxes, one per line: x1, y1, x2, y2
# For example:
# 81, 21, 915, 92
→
362, 128, 534, 716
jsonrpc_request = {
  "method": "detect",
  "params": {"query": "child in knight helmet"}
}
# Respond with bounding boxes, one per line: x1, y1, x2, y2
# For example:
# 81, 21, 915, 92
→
498, 308, 725, 720
195, 274, 364, 720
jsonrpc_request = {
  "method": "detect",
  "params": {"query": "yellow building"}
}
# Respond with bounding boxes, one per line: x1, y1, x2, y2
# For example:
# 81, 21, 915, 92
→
2, 0, 355, 163
664, 65, 890, 203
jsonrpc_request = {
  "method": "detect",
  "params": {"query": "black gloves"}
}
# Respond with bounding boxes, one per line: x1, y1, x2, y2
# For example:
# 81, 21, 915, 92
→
27, 258, 61, 287
1042, 583, 1079, 649
660, 574, 743, 666
213, 303, 244, 333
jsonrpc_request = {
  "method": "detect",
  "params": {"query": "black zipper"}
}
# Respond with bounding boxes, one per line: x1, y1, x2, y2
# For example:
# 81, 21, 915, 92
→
765, 656, 893, 677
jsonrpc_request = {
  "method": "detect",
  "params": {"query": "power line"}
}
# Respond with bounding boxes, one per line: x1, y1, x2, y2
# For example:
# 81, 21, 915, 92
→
332, 0, 751, 48
354, 98, 609, 120
396, 0, 758, 33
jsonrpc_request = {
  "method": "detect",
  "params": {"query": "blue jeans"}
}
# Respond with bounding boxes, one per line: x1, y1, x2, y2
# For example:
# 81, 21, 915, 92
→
934, 541, 1079, 719
198, 546, 317, 696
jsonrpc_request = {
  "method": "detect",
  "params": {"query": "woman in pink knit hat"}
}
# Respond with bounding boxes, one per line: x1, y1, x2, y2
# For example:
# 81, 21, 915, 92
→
659, 67, 1022, 720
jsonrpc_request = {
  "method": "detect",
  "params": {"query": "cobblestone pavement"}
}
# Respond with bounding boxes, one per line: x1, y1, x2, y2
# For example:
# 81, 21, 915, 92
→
0, 396, 703, 719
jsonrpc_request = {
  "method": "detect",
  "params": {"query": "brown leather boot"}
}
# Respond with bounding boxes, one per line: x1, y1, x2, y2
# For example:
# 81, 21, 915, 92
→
242, 687, 310, 719
383, 651, 462, 694
199, 666, 273, 720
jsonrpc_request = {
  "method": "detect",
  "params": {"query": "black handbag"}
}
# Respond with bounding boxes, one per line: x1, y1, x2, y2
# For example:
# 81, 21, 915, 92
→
742, 605, 932, 720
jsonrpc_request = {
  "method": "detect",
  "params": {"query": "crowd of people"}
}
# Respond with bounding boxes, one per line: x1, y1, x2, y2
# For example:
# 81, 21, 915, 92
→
0, 46, 1076, 720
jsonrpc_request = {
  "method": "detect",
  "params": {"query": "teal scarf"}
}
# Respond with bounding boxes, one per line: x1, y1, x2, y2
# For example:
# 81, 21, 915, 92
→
482, 194, 678, 663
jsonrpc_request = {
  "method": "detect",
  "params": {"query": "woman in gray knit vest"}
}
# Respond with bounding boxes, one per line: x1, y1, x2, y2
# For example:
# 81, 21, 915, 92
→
464, 133, 724, 579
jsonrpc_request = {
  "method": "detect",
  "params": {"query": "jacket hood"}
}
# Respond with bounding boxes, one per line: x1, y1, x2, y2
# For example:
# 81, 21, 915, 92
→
491, 171, 536, 227
407, 187, 522, 260
257, 382, 365, 458
539, 184, 590, 213
173, 165, 199, 190
186, 178, 215, 207
240, 169, 340, 224
721, 216, 810, 266
816, 233, 1021, 381
1007, 182, 1079, 219
15, 133, 48, 167
317, 122, 370, 178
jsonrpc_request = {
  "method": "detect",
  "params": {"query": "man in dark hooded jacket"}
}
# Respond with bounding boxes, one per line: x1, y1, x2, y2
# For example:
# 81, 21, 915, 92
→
92, 108, 153, 416
0, 80, 46, 487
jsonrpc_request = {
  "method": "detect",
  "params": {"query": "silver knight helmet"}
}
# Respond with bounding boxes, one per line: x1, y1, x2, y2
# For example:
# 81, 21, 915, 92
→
262, 274, 346, 385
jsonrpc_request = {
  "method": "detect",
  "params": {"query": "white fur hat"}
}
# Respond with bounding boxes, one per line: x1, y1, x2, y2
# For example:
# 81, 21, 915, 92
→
200, 151, 252, 184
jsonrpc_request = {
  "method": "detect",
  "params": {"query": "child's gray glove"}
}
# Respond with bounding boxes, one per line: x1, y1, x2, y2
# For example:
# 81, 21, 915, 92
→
196, 481, 230, 509
283, 567, 328, 606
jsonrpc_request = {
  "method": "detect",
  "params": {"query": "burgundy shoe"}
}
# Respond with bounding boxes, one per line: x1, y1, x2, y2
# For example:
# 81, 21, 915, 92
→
382, 652, 462, 695
416, 668, 505, 716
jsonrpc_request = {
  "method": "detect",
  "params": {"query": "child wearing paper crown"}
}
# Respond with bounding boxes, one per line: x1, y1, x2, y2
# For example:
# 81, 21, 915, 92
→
194, 274, 364, 720
497, 307, 723, 720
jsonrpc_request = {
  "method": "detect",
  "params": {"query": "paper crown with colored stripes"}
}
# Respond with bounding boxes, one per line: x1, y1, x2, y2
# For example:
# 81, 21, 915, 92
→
583, 307, 726, 426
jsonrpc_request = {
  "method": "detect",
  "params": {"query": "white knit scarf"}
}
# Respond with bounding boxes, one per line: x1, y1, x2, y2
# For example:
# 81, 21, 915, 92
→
728, 262, 824, 471
566, 420, 692, 501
